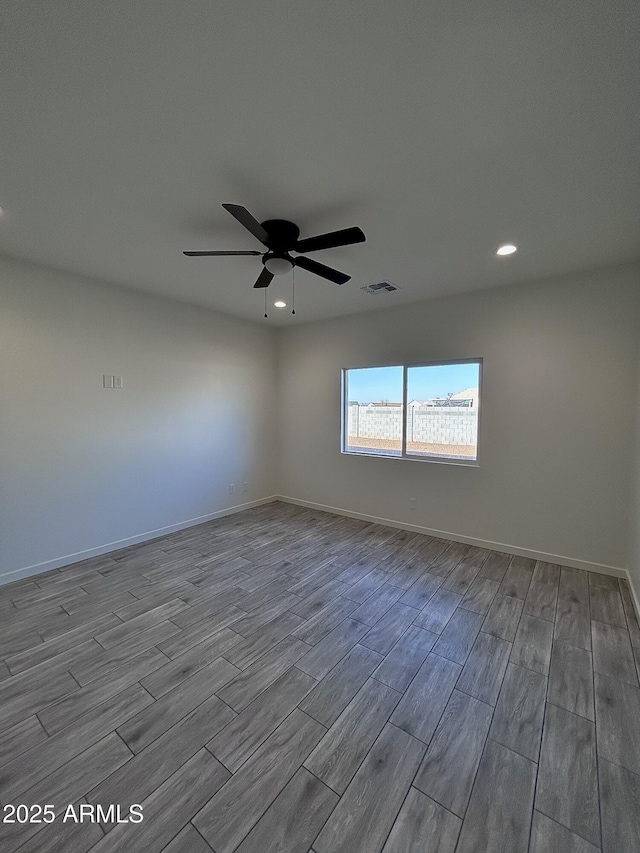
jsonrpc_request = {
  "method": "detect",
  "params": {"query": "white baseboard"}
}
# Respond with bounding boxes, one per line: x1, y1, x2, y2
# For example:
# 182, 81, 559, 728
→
4, 493, 640, 630
276, 494, 629, 579
625, 569, 640, 626
0, 496, 279, 587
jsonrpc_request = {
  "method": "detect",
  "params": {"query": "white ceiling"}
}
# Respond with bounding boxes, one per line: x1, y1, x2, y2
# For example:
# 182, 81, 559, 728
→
1, 1, 638, 326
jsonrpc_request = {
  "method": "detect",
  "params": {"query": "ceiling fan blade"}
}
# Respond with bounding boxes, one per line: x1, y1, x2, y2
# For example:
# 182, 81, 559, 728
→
294, 256, 350, 285
183, 250, 262, 256
222, 204, 270, 245
294, 226, 365, 254
253, 267, 274, 289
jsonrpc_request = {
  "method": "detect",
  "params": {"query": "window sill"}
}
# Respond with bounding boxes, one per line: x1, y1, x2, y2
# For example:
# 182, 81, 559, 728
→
341, 450, 480, 467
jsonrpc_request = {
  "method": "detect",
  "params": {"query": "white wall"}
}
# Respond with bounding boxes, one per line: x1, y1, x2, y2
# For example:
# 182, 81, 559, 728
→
0, 256, 277, 583
277, 263, 640, 572
630, 339, 640, 603
3, 256, 639, 587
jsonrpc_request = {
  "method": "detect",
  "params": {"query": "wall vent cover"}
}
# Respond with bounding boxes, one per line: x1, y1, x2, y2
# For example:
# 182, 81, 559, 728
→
360, 281, 399, 294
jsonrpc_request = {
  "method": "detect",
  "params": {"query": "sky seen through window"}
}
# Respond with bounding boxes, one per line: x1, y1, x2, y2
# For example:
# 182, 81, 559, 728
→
347, 363, 479, 404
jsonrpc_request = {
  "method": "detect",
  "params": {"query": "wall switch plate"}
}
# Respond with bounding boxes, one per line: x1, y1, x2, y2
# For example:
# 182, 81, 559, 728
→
113, 376, 123, 389
243, 482, 249, 492
229, 484, 235, 494
103, 374, 114, 388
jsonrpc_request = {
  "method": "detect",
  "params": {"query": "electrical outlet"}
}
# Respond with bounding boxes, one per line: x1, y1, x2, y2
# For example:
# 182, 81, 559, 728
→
229, 484, 235, 495
243, 482, 249, 493
113, 375, 123, 389
103, 374, 114, 388
409, 498, 416, 510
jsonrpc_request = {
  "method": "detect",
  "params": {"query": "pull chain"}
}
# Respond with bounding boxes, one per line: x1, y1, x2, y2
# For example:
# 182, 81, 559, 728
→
264, 287, 267, 319
291, 266, 296, 315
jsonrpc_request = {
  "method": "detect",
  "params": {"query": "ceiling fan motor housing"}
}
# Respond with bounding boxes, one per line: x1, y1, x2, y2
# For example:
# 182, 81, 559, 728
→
261, 220, 299, 275
260, 219, 300, 252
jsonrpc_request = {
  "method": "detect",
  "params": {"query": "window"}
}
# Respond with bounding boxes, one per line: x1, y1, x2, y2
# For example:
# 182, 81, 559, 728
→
342, 360, 481, 463
344, 366, 404, 457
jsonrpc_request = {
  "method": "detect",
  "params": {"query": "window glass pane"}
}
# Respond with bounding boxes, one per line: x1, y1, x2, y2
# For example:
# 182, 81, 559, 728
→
345, 366, 403, 457
405, 362, 480, 460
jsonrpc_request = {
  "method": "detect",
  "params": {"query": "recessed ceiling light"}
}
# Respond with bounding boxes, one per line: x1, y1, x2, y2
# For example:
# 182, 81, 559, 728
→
273, 300, 287, 308
496, 244, 517, 256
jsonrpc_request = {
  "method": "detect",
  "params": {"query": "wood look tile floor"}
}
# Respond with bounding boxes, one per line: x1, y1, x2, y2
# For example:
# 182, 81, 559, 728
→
1, 501, 639, 852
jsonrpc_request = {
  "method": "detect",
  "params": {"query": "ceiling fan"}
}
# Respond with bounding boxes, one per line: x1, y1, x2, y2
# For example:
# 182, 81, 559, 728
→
183, 204, 366, 288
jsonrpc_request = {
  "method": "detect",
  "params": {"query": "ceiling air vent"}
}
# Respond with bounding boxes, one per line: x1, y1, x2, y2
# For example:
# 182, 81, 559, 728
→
360, 281, 399, 295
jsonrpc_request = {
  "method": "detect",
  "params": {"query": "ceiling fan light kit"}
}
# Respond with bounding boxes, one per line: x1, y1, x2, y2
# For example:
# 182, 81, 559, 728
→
183, 204, 366, 302
263, 254, 294, 276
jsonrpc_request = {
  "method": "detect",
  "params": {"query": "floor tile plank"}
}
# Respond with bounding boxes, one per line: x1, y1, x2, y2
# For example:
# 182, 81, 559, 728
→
216, 635, 310, 712
341, 568, 393, 604
88, 748, 229, 853
223, 611, 304, 670
390, 653, 461, 744
498, 558, 534, 600
594, 673, 640, 776
360, 602, 420, 655
372, 625, 437, 692
349, 584, 404, 627
589, 583, 627, 628
156, 606, 245, 658
455, 739, 536, 853
477, 552, 511, 582
535, 702, 600, 845
193, 709, 325, 853
0, 671, 80, 733
162, 824, 214, 853
412, 589, 461, 634
313, 723, 426, 853
529, 810, 600, 853
291, 597, 359, 646
94, 599, 188, 648
524, 562, 560, 622
488, 662, 546, 761
0, 715, 48, 766
442, 562, 481, 596
432, 609, 484, 664
618, 579, 640, 647
510, 613, 554, 675
0, 734, 133, 853
380, 788, 460, 853
413, 689, 492, 816
555, 569, 591, 651
398, 571, 443, 609
591, 619, 639, 686
117, 657, 239, 753
456, 631, 512, 706
304, 677, 401, 794
295, 618, 370, 679
11, 797, 105, 853
4, 614, 123, 674
299, 644, 382, 727
459, 577, 500, 616
598, 757, 640, 853
234, 767, 338, 853
0, 682, 152, 800
207, 666, 317, 772
547, 640, 594, 720
87, 693, 235, 810
427, 543, 469, 579
39, 647, 169, 733
482, 593, 523, 642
